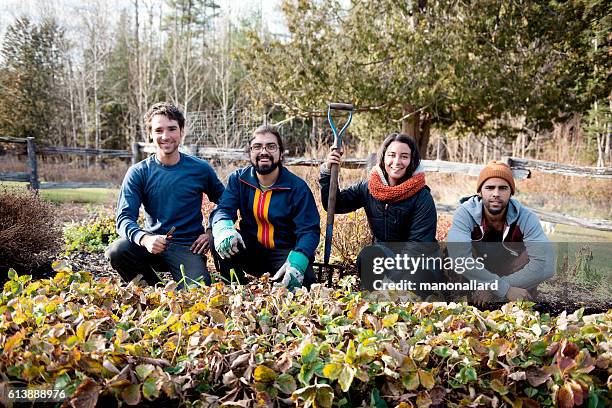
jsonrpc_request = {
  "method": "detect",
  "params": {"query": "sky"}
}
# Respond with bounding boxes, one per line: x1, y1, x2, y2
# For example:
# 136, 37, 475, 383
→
0, 0, 287, 40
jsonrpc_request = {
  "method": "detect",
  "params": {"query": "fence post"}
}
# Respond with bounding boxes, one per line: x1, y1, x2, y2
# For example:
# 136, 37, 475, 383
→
131, 142, 141, 166
26, 137, 39, 191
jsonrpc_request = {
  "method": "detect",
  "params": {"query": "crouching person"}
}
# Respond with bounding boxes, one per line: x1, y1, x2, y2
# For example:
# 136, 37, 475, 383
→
447, 160, 555, 304
105, 102, 225, 288
210, 125, 320, 291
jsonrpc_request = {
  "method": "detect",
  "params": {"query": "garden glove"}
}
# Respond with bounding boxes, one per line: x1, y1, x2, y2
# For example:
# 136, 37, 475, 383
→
212, 219, 244, 259
272, 250, 309, 291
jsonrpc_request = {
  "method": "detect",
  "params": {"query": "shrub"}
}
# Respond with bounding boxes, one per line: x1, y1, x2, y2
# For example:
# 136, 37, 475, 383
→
0, 187, 61, 276
0, 269, 609, 407
63, 212, 119, 254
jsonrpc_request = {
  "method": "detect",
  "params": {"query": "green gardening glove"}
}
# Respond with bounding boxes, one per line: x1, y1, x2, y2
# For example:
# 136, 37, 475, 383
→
272, 250, 309, 291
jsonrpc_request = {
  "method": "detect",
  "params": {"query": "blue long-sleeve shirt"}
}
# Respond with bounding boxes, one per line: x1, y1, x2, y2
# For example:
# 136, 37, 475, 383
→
116, 153, 225, 246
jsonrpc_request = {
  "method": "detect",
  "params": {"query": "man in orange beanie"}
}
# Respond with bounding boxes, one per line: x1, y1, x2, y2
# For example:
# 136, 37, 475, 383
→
447, 160, 554, 304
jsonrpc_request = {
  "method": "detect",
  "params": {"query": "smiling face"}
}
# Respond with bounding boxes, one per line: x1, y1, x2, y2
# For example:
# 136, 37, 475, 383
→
151, 114, 183, 162
383, 141, 412, 186
479, 177, 512, 216
249, 132, 282, 175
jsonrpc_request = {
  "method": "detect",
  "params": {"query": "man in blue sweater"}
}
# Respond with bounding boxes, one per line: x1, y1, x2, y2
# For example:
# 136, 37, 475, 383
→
210, 125, 320, 291
105, 102, 225, 288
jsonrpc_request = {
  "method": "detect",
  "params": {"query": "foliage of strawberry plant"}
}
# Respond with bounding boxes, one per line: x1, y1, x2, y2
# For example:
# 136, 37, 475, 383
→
0, 266, 610, 408
63, 212, 119, 254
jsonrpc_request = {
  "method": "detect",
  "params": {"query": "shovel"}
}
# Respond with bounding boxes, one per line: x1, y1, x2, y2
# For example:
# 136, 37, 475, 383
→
323, 103, 354, 269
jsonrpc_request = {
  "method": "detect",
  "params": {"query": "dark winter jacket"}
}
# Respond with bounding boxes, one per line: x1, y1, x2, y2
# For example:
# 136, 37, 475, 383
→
210, 166, 320, 259
319, 171, 438, 243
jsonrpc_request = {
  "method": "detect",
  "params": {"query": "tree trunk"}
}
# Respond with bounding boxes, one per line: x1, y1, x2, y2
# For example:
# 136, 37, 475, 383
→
401, 105, 430, 158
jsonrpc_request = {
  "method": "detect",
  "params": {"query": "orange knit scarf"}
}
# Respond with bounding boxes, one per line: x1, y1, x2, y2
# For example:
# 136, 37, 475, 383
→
368, 166, 426, 203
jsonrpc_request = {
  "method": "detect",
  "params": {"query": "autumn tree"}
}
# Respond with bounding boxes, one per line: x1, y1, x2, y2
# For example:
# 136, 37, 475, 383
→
240, 0, 610, 157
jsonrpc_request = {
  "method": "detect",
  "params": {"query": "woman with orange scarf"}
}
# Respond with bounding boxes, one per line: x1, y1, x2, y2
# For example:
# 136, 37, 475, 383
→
320, 133, 437, 243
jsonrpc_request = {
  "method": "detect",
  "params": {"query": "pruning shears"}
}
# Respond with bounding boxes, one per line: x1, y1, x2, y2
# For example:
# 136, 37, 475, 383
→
324, 103, 354, 268
166, 226, 176, 239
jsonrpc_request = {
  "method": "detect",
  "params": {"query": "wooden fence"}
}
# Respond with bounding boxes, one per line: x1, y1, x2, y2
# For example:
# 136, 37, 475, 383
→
1, 137, 611, 231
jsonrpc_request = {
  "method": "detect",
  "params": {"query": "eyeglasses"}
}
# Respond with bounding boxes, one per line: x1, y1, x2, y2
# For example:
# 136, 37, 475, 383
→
250, 143, 279, 152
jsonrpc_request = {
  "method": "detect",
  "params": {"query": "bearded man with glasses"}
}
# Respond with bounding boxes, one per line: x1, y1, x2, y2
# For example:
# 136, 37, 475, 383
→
209, 125, 320, 291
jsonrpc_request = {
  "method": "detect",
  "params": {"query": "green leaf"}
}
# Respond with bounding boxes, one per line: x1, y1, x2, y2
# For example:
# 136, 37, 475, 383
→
530, 341, 547, 356
465, 367, 477, 382
402, 371, 420, 391
275, 373, 297, 395
142, 377, 160, 400
135, 364, 155, 381
433, 346, 451, 358
370, 389, 388, 408
302, 343, 319, 364
298, 363, 316, 385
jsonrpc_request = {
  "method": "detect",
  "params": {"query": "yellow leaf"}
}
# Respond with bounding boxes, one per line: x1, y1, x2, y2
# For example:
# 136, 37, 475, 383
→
180, 311, 195, 323
76, 320, 97, 342
383, 313, 399, 328
191, 302, 207, 313
209, 294, 228, 308
163, 341, 176, 352
345, 340, 357, 364
412, 345, 431, 362
4, 330, 25, 353
254, 365, 277, 383
416, 391, 432, 408
418, 369, 435, 389
322, 363, 343, 380
170, 321, 184, 333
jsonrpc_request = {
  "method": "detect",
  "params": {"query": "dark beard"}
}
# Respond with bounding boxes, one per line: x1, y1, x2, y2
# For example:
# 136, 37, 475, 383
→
251, 155, 281, 175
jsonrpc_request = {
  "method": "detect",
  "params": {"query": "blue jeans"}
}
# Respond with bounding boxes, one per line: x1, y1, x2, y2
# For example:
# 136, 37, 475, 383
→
105, 238, 211, 289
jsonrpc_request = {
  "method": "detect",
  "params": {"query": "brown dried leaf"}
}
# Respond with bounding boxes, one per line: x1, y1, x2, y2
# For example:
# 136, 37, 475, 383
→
557, 382, 574, 408
70, 378, 102, 408
526, 367, 550, 387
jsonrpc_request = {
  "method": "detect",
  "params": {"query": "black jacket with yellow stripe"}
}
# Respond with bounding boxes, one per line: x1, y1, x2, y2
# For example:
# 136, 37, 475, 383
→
210, 166, 320, 259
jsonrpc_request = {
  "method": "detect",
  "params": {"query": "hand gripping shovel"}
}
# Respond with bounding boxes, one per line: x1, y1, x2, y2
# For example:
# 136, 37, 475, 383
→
324, 103, 354, 270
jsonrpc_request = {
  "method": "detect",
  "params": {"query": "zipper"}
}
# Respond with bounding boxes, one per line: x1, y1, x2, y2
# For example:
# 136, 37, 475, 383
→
384, 203, 388, 241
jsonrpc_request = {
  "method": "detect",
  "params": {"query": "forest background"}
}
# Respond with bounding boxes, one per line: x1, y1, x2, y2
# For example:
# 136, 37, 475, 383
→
0, 0, 609, 167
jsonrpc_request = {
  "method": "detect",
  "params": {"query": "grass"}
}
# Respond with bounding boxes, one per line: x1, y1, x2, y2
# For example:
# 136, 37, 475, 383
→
0, 181, 117, 204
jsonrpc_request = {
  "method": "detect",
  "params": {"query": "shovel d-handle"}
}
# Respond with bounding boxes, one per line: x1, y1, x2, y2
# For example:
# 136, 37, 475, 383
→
327, 102, 354, 150
329, 103, 354, 111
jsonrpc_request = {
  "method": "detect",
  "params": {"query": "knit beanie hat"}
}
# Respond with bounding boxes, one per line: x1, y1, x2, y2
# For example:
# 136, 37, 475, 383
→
477, 160, 515, 194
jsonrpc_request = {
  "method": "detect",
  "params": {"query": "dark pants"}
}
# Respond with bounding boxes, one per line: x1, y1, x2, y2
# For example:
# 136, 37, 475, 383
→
105, 238, 211, 289
212, 239, 316, 288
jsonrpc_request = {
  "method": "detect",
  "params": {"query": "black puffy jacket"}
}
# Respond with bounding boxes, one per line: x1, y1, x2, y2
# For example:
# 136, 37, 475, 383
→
319, 171, 438, 242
